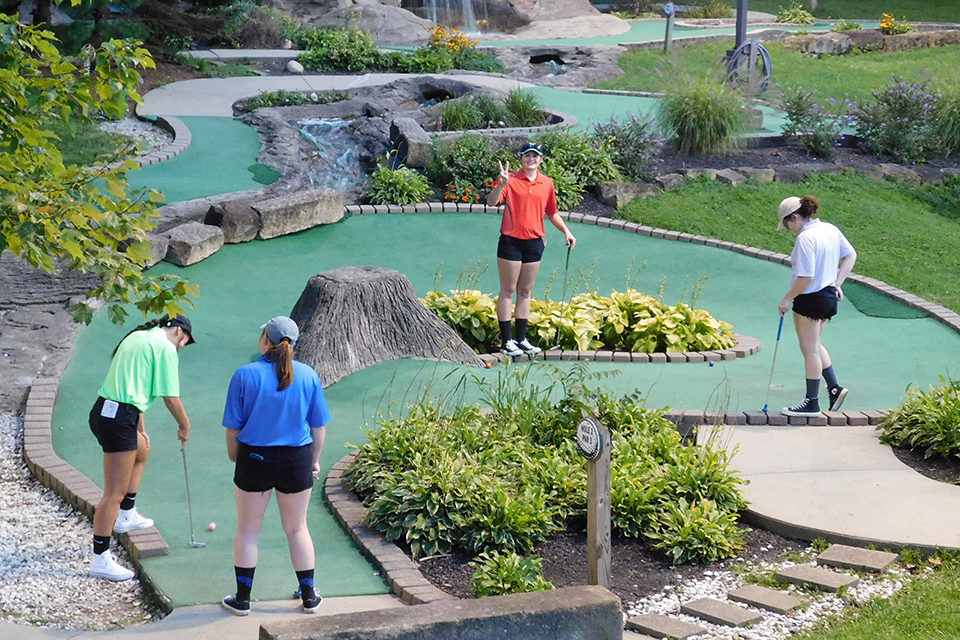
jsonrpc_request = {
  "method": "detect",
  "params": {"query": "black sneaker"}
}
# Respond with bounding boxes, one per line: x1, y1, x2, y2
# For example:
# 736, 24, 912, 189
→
828, 386, 848, 412
221, 594, 250, 617
516, 339, 541, 355
302, 593, 323, 614
782, 397, 821, 417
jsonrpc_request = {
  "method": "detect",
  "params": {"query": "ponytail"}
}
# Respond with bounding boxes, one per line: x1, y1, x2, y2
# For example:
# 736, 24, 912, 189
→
798, 195, 820, 219
112, 317, 165, 357
264, 337, 295, 391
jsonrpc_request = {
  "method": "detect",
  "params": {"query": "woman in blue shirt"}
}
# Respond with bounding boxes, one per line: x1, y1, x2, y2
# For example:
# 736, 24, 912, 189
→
221, 316, 331, 616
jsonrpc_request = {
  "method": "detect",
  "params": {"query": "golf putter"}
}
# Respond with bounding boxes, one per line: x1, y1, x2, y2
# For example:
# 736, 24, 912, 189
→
549, 244, 573, 351
181, 447, 206, 548
762, 315, 785, 413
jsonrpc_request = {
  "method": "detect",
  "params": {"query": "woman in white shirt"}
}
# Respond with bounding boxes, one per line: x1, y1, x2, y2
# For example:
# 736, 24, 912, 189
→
776, 196, 857, 417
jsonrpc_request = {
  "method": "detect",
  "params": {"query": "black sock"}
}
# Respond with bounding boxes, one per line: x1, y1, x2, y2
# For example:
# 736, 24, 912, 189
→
499, 320, 512, 345
822, 366, 839, 390
119, 493, 136, 511
93, 535, 110, 555
806, 378, 820, 399
296, 569, 316, 602
235, 566, 256, 602
515, 318, 528, 342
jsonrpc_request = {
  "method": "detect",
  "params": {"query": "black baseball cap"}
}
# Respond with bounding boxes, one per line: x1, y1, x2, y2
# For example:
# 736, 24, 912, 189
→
519, 141, 544, 156
161, 314, 195, 344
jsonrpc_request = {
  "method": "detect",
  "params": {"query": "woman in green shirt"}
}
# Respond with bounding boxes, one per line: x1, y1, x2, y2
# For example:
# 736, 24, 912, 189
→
88, 314, 195, 581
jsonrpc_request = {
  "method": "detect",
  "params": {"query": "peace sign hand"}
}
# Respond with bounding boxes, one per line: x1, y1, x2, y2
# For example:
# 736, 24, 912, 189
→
498, 160, 510, 183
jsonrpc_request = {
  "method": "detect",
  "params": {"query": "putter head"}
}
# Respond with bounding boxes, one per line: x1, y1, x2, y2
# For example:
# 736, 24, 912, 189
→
189, 540, 206, 548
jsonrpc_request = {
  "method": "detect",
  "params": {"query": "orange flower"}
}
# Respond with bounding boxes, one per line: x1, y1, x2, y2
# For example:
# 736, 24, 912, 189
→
462, 196, 469, 202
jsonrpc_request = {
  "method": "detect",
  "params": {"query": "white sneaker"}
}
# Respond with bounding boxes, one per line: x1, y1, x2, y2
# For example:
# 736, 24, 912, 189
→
115, 507, 154, 533
91, 550, 134, 582
516, 339, 541, 355
502, 339, 523, 357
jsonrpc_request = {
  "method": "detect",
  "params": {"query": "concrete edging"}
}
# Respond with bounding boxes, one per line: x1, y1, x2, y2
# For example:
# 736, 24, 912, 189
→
101, 116, 192, 172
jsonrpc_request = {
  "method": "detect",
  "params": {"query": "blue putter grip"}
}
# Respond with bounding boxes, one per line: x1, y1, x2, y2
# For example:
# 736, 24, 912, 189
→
776, 315, 784, 341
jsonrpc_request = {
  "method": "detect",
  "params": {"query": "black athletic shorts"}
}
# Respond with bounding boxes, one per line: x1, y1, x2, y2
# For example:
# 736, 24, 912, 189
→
234, 442, 314, 494
793, 286, 838, 320
497, 234, 545, 263
89, 397, 141, 453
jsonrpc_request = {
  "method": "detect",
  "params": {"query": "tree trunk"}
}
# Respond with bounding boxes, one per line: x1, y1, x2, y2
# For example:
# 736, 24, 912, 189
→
291, 266, 484, 387
809, 0, 818, 11
90, 0, 109, 45
1, 0, 21, 18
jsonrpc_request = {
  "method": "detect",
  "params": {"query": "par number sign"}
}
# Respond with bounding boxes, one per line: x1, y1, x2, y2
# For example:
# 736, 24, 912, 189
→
576, 417, 603, 460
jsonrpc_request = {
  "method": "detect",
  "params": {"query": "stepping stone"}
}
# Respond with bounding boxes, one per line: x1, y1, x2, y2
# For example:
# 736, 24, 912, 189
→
680, 597, 762, 627
623, 632, 660, 640
816, 544, 898, 573
728, 584, 802, 615
625, 613, 706, 639
776, 564, 859, 592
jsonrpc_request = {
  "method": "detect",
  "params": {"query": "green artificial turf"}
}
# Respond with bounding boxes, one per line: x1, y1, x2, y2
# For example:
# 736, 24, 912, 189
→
619, 173, 960, 313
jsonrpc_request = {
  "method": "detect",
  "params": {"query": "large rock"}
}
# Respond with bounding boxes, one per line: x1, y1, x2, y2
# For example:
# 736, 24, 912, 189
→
596, 182, 662, 209
846, 29, 884, 52
493, 45, 626, 88
304, 3, 434, 46
390, 117, 433, 169
884, 32, 930, 52
163, 222, 225, 266
204, 202, 261, 243
143, 233, 169, 267
784, 32, 852, 56
291, 266, 484, 386
254, 189, 344, 240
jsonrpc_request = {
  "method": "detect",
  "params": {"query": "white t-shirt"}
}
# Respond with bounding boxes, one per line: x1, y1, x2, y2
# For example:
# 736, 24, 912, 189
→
791, 219, 855, 294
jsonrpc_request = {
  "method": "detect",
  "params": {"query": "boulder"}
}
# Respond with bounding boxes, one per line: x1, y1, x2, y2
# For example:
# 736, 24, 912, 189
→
286, 59, 304, 74
784, 32, 852, 56
715, 168, 746, 187
205, 202, 261, 243
163, 222, 225, 266
596, 182, 662, 209
846, 29, 884, 52
254, 189, 345, 240
933, 30, 960, 46
390, 117, 433, 169
143, 233, 169, 267
290, 266, 484, 386
879, 163, 922, 184
493, 45, 627, 88
654, 173, 685, 191
678, 168, 717, 180
884, 33, 929, 52
735, 167, 776, 183
305, 3, 434, 46
773, 166, 807, 183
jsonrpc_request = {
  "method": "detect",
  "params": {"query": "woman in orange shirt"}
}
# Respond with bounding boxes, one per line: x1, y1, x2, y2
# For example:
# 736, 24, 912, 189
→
487, 142, 576, 357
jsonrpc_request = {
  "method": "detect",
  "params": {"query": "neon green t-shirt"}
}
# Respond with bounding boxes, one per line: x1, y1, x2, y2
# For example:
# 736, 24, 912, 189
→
98, 326, 181, 412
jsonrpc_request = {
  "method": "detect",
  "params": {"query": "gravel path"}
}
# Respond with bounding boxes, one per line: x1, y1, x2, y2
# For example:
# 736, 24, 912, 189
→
0, 413, 158, 629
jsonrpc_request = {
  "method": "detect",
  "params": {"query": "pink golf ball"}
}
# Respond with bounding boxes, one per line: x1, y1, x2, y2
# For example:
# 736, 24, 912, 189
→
207, 522, 216, 532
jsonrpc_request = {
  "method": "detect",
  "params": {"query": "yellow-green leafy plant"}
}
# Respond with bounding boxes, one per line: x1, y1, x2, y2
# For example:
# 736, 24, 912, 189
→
776, 3, 815, 25
469, 551, 554, 597
879, 12, 916, 35
421, 289, 499, 351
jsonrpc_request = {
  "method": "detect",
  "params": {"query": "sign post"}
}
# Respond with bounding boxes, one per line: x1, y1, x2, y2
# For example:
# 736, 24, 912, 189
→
576, 416, 611, 588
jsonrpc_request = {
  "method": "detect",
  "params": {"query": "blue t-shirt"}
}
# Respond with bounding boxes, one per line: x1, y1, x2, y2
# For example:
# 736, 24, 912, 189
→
222, 356, 331, 447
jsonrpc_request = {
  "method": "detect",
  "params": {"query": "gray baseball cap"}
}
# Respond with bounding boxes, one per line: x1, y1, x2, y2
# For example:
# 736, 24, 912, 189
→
261, 316, 299, 345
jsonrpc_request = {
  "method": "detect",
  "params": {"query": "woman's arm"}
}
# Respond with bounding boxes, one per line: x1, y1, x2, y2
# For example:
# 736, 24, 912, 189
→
835, 249, 857, 300
163, 397, 191, 446
546, 212, 576, 249
310, 426, 326, 477
779, 277, 813, 315
225, 428, 240, 462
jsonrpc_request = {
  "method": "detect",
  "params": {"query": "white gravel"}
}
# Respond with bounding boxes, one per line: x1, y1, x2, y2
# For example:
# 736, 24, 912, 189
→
0, 412, 158, 630
98, 117, 174, 155
624, 546, 919, 640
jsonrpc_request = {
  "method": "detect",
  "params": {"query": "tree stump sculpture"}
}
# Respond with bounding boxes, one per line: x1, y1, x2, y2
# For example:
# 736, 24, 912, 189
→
290, 266, 484, 386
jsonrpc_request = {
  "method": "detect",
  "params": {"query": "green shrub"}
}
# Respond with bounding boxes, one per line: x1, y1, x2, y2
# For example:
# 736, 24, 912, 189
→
830, 19, 862, 32
539, 160, 585, 211
592, 115, 664, 181
686, 0, 732, 19
219, 4, 286, 48
295, 26, 388, 72
778, 86, 849, 158
533, 129, 622, 187
241, 89, 348, 112
878, 377, 960, 459
400, 46, 456, 73
776, 3, 815, 25
426, 135, 511, 188
880, 12, 917, 35
471, 94, 511, 129
438, 99, 485, 131
365, 158, 429, 205
657, 75, 748, 156
469, 551, 554, 597
504, 89, 548, 128
423, 288, 737, 353
345, 364, 747, 565
851, 77, 940, 163
935, 82, 960, 156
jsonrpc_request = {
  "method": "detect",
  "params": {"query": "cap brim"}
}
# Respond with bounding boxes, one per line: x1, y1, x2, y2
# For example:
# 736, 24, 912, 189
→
184, 331, 196, 345
776, 219, 785, 231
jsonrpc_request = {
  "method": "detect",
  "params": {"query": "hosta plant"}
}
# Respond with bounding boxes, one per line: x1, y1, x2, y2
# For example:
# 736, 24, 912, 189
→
470, 551, 554, 597
878, 377, 960, 459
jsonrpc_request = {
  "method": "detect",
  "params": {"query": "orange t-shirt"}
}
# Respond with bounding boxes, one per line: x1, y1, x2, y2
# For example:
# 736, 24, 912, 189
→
495, 170, 557, 240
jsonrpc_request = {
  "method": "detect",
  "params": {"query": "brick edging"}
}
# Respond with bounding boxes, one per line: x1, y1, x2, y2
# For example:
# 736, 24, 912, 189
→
21, 379, 172, 568
325, 451, 454, 605
101, 116, 192, 171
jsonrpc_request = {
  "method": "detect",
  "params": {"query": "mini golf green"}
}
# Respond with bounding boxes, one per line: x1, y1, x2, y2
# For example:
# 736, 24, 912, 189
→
52, 212, 960, 606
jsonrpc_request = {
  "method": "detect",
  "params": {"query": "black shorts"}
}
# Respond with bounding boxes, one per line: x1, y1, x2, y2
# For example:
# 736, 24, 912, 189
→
497, 234, 544, 263
234, 443, 313, 494
89, 397, 141, 453
793, 286, 838, 320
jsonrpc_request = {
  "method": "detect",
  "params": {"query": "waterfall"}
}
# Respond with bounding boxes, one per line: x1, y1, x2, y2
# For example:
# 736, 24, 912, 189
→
422, 0, 483, 34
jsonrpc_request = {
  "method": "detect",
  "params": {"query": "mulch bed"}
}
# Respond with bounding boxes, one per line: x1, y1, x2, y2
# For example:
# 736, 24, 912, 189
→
416, 524, 806, 603
892, 446, 960, 485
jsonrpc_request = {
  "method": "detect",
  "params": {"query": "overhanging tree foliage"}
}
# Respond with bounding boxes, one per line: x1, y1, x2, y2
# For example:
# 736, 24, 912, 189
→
0, 11, 197, 325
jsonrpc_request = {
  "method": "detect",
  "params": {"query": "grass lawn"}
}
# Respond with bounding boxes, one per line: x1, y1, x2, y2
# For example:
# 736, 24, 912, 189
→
724, 0, 960, 23
594, 41, 960, 107
618, 173, 960, 313
798, 560, 960, 639
48, 117, 136, 167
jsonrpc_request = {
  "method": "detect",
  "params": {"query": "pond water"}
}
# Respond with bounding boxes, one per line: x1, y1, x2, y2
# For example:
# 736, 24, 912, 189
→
299, 118, 368, 192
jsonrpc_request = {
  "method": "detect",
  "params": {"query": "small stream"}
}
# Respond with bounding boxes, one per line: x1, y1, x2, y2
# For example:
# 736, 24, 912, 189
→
299, 118, 368, 192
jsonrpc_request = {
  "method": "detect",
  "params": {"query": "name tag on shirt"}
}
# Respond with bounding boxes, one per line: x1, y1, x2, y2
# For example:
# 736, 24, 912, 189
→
100, 400, 120, 419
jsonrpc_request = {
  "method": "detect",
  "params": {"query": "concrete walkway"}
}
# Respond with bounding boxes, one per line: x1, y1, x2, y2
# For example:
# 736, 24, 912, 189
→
704, 424, 960, 552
